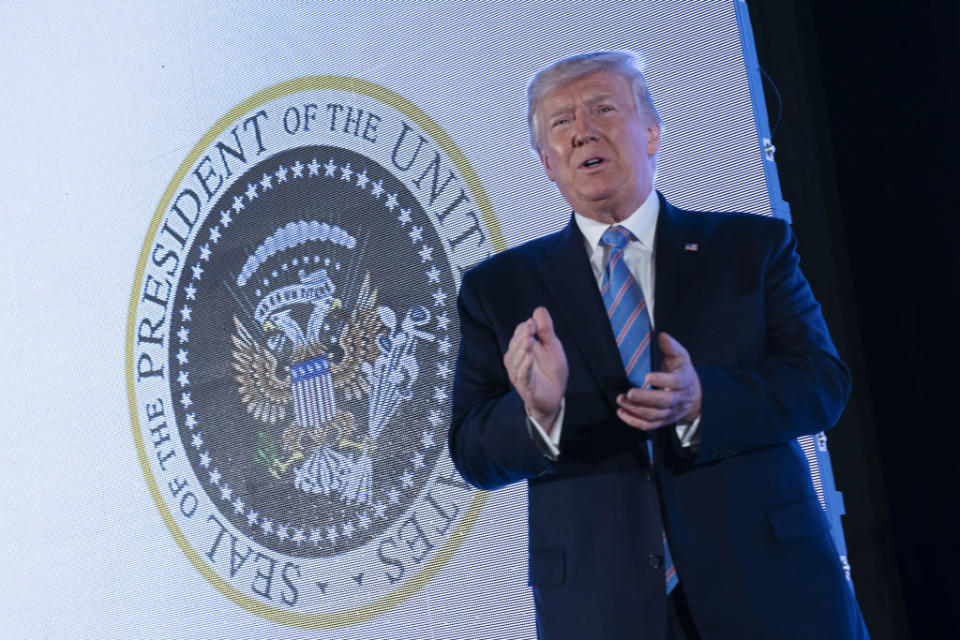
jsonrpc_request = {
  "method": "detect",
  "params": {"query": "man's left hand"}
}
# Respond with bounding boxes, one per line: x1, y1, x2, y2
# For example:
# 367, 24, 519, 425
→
616, 332, 702, 430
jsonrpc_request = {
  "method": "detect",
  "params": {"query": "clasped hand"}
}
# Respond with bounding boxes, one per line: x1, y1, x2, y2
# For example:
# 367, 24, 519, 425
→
504, 307, 701, 433
616, 332, 702, 430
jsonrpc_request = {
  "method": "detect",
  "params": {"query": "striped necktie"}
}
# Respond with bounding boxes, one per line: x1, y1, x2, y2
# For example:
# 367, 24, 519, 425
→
600, 225, 678, 594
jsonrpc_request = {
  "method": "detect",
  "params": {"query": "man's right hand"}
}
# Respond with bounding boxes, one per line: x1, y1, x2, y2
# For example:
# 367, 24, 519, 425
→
503, 306, 568, 433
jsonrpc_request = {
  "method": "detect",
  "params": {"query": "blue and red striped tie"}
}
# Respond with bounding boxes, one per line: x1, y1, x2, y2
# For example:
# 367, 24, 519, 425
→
600, 225, 678, 594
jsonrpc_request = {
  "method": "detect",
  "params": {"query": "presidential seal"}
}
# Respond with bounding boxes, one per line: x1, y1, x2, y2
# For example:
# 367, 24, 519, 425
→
127, 77, 504, 627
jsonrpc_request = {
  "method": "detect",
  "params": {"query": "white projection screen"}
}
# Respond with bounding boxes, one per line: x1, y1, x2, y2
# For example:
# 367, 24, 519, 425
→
0, 1, 834, 638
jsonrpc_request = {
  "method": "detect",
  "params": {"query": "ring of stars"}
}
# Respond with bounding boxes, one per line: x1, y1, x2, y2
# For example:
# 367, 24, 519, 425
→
171, 151, 456, 558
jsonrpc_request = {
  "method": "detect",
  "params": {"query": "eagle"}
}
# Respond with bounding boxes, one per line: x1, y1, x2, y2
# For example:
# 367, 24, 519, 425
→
231, 273, 385, 428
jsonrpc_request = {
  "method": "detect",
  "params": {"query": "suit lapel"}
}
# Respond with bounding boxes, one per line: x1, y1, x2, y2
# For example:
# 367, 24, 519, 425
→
533, 197, 705, 403
652, 193, 705, 371
536, 216, 627, 408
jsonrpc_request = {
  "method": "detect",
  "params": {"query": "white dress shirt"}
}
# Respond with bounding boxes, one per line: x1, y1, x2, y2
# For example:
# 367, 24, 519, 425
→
529, 189, 701, 457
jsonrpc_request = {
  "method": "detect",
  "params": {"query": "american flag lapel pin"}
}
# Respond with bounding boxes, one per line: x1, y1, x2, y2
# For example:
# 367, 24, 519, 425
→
684, 242, 699, 252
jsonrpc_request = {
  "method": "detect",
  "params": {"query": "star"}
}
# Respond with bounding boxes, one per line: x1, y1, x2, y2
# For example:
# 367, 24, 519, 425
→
176, 349, 188, 365
427, 409, 442, 427
323, 158, 337, 177
400, 470, 414, 488
209, 226, 221, 243
233, 496, 245, 514
436, 311, 451, 330
261, 519, 274, 534
184, 413, 197, 429
308, 158, 321, 176
179, 306, 192, 322
177, 326, 190, 343
437, 337, 451, 354
411, 451, 425, 469
342, 521, 355, 537
426, 265, 441, 284
291, 160, 304, 178
220, 483, 232, 501
246, 510, 259, 526
260, 172, 273, 191
191, 263, 204, 281
209, 468, 220, 484
370, 179, 385, 199
291, 528, 305, 545
373, 501, 387, 518
432, 289, 447, 306
387, 487, 401, 504
177, 370, 189, 387
358, 512, 372, 529
231, 195, 245, 213
310, 528, 323, 545
199, 244, 211, 262
397, 208, 412, 226
326, 525, 339, 542
421, 430, 436, 448
436, 361, 451, 379
355, 169, 369, 188
418, 245, 434, 263
276, 524, 289, 541
408, 225, 424, 243
220, 210, 232, 227
433, 386, 448, 402
184, 283, 197, 300
339, 162, 353, 181
245, 182, 258, 201
384, 192, 399, 211
199, 451, 211, 468
190, 430, 201, 448
275, 165, 288, 183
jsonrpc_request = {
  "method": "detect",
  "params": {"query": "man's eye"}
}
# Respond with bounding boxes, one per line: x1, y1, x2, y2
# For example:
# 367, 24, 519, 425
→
552, 118, 569, 127
599, 106, 614, 113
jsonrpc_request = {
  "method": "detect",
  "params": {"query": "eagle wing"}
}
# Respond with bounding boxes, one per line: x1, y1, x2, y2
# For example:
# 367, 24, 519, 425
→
331, 273, 385, 401
231, 315, 291, 423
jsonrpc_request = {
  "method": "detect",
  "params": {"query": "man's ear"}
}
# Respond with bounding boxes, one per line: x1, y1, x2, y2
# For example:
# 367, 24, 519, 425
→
538, 147, 557, 183
646, 123, 662, 157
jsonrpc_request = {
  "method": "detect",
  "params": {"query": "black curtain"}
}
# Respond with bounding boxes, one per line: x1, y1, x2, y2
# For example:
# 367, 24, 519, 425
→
746, 1, 959, 638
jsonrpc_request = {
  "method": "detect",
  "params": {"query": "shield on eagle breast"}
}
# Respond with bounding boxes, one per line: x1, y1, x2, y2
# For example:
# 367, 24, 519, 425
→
290, 355, 337, 428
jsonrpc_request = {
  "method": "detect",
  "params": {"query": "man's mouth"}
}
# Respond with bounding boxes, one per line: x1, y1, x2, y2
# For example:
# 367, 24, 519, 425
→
581, 157, 605, 169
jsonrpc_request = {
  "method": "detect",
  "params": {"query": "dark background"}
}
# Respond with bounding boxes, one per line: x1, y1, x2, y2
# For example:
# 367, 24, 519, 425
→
746, 1, 958, 637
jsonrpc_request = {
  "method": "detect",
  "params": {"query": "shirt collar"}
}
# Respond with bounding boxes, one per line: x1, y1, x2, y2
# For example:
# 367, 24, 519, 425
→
574, 189, 659, 253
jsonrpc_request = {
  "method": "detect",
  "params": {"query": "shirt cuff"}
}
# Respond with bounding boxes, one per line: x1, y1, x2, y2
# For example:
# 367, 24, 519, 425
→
675, 414, 702, 449
526, 399, 565, 460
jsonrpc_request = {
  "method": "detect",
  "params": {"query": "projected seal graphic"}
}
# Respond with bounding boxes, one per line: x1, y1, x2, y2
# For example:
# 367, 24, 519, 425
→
127, 77, 503, 627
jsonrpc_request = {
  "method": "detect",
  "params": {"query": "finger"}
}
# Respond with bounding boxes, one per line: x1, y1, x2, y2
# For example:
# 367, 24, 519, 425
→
506, 347, 533, 389
532, 307, 558, 344
658, 332, 689, 361
616, 408, 660, 431
644, 371, 684, 391
617, 397, 673, 422
622, 387, 675, 408
511, 317, 534, 343
516, 349, 533, 383
506, 319, 534, 356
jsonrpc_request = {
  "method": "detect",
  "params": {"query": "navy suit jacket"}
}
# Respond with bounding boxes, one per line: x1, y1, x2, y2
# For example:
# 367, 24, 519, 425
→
450, 194, 868, 639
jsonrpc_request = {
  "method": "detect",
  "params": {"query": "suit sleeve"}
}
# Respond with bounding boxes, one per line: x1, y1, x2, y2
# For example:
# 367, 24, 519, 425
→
693, 219, 851, 463
448, 268, 556, 490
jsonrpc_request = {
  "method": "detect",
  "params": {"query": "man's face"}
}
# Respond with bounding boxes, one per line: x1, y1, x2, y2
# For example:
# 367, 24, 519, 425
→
535, 70, 661, 224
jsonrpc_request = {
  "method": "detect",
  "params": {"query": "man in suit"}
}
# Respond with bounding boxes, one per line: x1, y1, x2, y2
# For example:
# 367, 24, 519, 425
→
449, 51, 868, 639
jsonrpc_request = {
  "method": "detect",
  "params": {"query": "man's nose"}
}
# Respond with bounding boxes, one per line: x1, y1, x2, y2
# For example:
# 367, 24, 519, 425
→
572, 112, 597, 147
